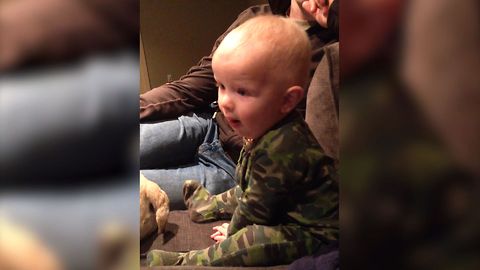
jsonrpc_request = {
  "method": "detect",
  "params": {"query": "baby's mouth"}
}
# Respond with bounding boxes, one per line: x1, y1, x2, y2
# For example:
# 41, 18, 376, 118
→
225, 116, 241, 127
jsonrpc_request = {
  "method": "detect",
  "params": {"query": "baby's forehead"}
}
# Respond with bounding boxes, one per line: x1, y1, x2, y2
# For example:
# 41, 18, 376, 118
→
216, 35, 279, 62
216, 26, 282, 54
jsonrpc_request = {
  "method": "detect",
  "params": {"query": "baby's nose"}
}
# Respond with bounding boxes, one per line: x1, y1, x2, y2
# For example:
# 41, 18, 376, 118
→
218, 92, 233, 112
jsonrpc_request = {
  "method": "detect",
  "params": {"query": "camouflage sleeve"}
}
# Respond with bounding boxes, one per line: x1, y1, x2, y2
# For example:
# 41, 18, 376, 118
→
184, 180, 242, 223
228, 151, 290, 235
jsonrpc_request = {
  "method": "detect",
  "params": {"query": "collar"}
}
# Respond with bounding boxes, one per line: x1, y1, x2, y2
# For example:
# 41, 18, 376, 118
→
242, 110, 301, 149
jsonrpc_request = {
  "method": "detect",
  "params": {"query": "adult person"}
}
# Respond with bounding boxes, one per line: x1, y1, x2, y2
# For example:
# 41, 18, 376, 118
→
140, 0, 339, 210
303, 0, 340, 160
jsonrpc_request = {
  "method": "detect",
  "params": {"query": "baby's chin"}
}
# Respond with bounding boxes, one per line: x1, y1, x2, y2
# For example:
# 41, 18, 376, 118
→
228, 121, 270, 141
234, 129, 253, 140
239, 130, 267, 141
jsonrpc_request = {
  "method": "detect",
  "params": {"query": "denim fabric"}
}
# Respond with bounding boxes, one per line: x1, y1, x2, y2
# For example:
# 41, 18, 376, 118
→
140, 114, 236, 210
140, 114, 209, 169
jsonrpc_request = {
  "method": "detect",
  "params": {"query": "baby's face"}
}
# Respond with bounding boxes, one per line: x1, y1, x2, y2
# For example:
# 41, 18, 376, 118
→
213, 47, 286, 140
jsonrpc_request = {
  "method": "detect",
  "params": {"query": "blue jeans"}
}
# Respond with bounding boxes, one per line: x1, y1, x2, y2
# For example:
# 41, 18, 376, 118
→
140, 114, 236, 210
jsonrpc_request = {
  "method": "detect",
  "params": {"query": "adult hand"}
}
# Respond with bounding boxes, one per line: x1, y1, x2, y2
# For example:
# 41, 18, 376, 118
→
210, 223, 229, 243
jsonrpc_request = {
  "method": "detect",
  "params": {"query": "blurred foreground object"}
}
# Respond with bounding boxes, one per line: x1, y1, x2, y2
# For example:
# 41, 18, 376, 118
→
0, 50, 138, 187
0, 0, 138, 72
402, 0, 480, 177
97, 222, 139, 270
341, 0, 480, 269
0, 216, 63, 270
0, 181, 139, 270
0, 0, 139, 269
0, 11, 139, 270
140, 172, 169, 240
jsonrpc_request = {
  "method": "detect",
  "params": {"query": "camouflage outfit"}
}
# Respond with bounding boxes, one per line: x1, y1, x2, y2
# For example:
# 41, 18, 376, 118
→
147, 112, 339, 266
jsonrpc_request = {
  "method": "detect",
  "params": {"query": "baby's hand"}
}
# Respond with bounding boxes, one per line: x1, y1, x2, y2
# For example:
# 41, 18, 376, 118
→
210, 223, 229, 243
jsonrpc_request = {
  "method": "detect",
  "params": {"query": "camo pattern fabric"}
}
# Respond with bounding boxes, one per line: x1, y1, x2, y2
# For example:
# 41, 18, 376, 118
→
148, 224, 323, 266
148, 112, 339, 266
183, 179, 241, 223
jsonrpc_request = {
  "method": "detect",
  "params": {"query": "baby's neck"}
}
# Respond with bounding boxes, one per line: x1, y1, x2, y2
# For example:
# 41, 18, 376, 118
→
244, 112, 297, 147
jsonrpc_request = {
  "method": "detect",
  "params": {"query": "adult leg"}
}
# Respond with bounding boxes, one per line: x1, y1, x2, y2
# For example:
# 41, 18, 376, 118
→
141, 118, 236, 210
147, 224, 324, 266
140, 114, 209, 169
141, 163, 235, 210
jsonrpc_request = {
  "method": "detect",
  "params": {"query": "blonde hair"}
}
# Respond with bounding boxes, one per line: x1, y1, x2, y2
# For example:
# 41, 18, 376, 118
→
213, 15, 312, 89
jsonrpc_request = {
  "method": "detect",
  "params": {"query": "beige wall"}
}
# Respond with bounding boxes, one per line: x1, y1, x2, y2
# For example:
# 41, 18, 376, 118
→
140, 0, 267, 93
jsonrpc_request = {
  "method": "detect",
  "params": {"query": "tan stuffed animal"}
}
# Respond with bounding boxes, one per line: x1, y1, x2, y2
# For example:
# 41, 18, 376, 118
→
140, 173, 169, 239
0, 217, 63, 270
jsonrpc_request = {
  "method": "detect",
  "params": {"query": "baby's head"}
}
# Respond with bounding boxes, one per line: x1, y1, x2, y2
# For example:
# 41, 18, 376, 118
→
212, 15, 311, 140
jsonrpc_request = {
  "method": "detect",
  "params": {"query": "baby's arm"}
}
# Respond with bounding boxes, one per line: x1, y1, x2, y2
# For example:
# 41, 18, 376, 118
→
228, 153, 290, 235
183, 180, 242, 223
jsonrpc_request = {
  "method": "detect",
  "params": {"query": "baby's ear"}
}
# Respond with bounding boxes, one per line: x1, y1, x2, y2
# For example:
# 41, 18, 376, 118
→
281, 86, 304, 114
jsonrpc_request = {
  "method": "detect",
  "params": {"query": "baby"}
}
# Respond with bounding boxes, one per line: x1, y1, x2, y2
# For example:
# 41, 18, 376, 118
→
148, 15, 338, 267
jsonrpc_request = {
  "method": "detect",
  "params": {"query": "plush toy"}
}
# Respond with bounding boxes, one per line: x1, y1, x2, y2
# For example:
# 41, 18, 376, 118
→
140, 173, 169, 239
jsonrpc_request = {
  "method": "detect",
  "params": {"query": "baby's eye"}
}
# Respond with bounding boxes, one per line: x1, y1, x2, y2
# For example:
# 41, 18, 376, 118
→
237, 89, 247, 96
216, 83, 225, 90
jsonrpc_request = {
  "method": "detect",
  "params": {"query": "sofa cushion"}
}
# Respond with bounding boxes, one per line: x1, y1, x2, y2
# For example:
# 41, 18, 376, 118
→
141, 210, 226, 254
